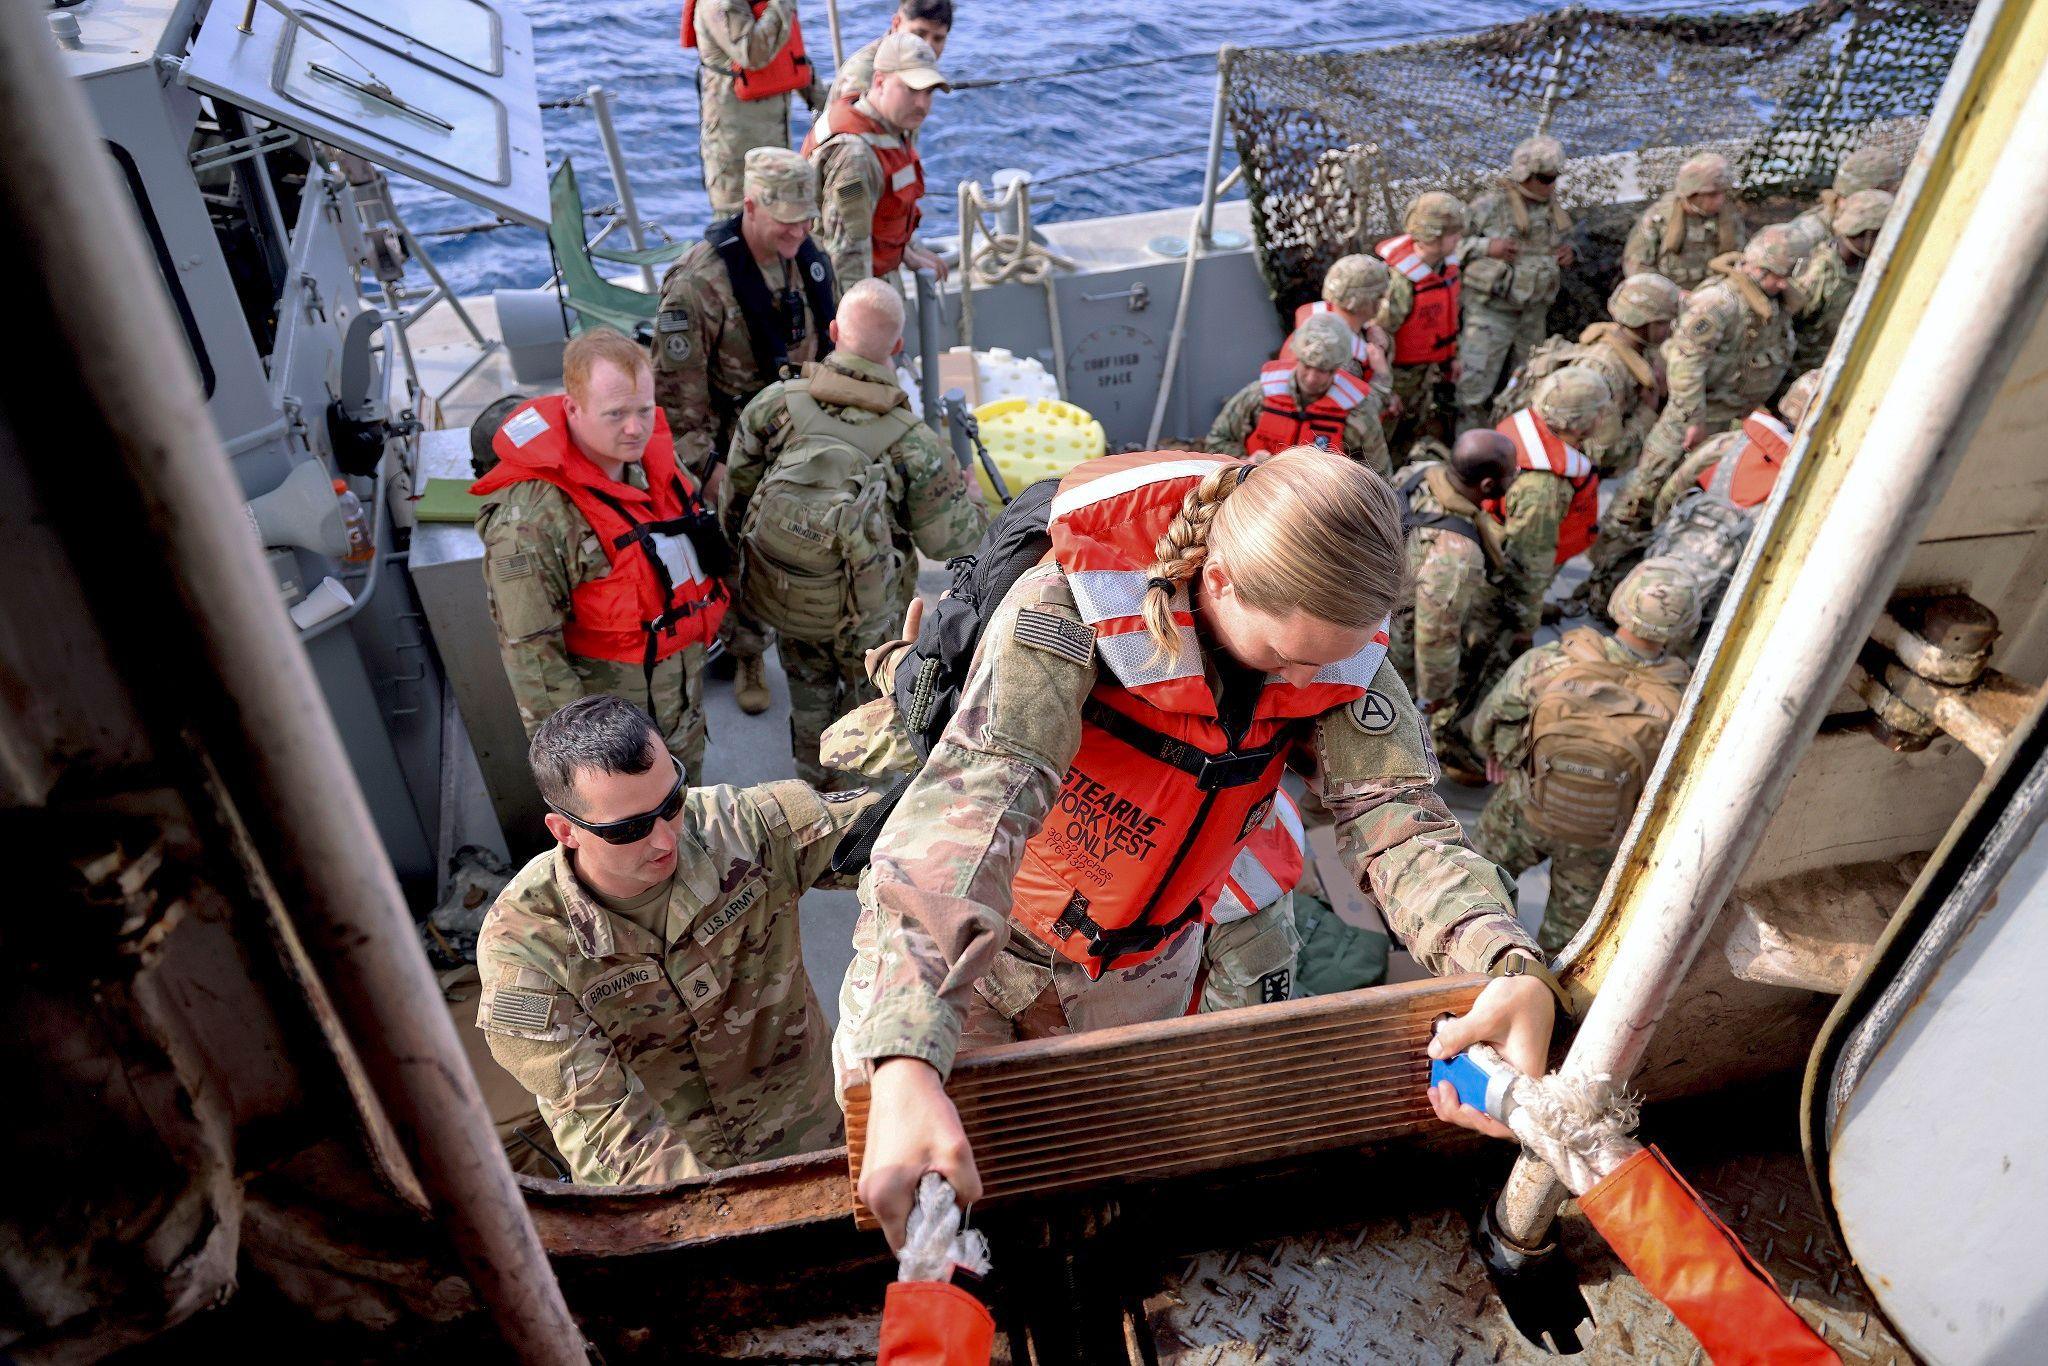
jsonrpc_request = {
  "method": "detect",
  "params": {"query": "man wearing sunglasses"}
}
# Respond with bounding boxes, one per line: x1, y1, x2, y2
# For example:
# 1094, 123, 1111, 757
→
1454, 134, 1579, 434
473, 693, 879, 1187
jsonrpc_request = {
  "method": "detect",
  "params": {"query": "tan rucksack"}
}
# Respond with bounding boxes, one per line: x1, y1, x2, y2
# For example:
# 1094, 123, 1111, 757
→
739, 377, 918, 643
1490, 333, 1578, 424
1523, 629, 1686, 847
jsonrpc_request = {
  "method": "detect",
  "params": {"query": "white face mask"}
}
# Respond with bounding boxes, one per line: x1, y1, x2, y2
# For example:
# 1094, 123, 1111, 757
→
648, 530, 706, 588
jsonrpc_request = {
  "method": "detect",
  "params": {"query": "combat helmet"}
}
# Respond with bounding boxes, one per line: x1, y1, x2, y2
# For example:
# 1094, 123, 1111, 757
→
1291, 312, 1355, 371
1834, 189, 1893, 240
1532, 364, 1613, 432
1323, 254, 1390, 313
1511, 134, 1566, 181
1609, 556, 1703, 648
1836, 144, 1904, 197
1405, 191, 1466, 240
1608, 273, 1683, 328
1779, 369, 1824, 429
1743, 223, 1805, 277
1675, 151, 1734, 198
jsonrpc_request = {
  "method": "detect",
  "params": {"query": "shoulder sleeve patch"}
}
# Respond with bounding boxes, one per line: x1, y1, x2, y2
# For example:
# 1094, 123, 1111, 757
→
1014, 607, 1096, 667
488, 987, 554, 1033
1349, 690, 1400, 735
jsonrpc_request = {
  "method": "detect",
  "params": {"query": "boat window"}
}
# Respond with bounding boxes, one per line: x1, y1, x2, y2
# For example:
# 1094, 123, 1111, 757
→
107, 140, 214, 400
180, 0, 546, 228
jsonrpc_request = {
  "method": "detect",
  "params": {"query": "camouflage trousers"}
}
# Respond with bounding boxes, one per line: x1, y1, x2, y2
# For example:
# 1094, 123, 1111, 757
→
1388, 601, 1489, 766
781, 630, 884, 789
1473, 777, 1615, 955
1454, 299, 1551, 427
1383, 363, 1445, 470
1199, 898, 1301, 1013
697, 69, 793, 217
832, 913, 1204, 1101
571, 641, 708, 784
720, 601, 771, 663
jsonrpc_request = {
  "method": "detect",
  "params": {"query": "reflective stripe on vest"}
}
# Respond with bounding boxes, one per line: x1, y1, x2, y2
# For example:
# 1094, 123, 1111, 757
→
1210, 789, 1306, 924
1021, 453, 1389, 974
1247, 360, 1366, 459
801, 99, 924, 276
1699, 409, 1792, 509
682, 0, 814, 101
1377, 234, 1462, 367
471, 396, 727, 664
1281, 301, 1384, 383
1484, 408, 1600, 565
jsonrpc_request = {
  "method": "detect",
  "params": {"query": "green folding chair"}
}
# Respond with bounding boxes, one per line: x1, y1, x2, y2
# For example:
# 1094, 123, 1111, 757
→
547, 157, 690, 340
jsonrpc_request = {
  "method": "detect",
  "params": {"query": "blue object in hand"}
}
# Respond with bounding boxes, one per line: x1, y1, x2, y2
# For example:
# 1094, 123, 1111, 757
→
1428, 1042, 1521, 1122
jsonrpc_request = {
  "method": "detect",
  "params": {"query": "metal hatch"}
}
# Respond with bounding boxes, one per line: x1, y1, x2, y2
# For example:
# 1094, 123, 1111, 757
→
181, 0, 545, 227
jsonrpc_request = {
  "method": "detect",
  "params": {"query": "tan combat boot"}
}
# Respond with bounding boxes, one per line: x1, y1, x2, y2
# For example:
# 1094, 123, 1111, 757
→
734, 654, 771, 715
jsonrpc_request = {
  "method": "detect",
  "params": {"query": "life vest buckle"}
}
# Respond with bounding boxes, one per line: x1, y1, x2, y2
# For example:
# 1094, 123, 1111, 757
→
1193, 748, 1274, 791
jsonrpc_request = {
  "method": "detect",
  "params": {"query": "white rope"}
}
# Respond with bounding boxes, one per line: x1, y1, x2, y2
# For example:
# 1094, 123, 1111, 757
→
1498, 1060, 1643, 1197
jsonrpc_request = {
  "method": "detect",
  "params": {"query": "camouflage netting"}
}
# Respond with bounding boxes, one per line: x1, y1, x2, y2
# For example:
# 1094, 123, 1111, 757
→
1228, 0, 1974, 331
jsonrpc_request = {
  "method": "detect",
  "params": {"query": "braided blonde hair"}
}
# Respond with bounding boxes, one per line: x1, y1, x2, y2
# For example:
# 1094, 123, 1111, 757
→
1139, 447, 1409, 660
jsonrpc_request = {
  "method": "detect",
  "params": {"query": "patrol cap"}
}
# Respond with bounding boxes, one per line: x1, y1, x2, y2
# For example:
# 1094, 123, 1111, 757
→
1608, 272, 1683, 328
1609, 556, 1702, 647
1405, 190, 1466, 239
1836, 144, 1904, 196
1779, 368, 1824, 428
744, 147, 818, 223
1532, 363, 1613, 431
1511, 134, 1566, 180
1834, 188, 1893, 239
1675, 151, 1734, 197
873, 31, 950, 91
1290, 311, 1354, 371
1743, 222, 1806, 277
1323, 254, 1390, 312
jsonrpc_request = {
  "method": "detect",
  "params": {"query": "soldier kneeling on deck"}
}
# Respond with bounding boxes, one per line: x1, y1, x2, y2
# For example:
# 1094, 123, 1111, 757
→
474, 694, 878, 1186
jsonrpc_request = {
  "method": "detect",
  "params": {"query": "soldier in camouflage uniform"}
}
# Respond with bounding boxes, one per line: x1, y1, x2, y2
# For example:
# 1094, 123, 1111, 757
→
1621, 152, 1748, 292
821, 450, 1567, 1243
1388, 430, 1516, 774
1377, 191, 1467, 466
1653, 367, 1822, 524
690, 0, 831, 218
1792, 190, 1891, 376
474, 694, 878, 1185
1794, 143, 1907, 244
1454, 135, 1577, 432
1494, 272, 1682, 477
1583, 224, 1806, 614
805, 32, 952, 289
1471, 560, 1700, 953
1208, 312, 1390, 472
724, 278, 987, 787
829, 0, 952, 106
1303, 254, 1397, 413
653, 148, 837, 714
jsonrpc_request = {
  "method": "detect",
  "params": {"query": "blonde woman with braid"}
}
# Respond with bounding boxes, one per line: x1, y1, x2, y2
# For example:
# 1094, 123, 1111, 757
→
831, 447, 1566, 1248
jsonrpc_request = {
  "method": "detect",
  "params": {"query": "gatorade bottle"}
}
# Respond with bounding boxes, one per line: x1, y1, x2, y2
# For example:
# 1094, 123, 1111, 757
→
334, 479, 374, 564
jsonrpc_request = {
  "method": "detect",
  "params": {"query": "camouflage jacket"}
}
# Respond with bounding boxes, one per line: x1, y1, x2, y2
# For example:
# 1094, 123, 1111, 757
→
1403, 463, 1499, 706
694, 0, 830, 108
841, 561, 1536, 1081
1206, 374, 1391, 476
474, 780, 879, 1186
1620, 194, 1747, 292
827, 33, 883, 105
1459, 182, 1571, 309
476, 467, 701, 751
653, 238, 831, 480
811, 96, 918, 288
1494, 325, 1660, 476
1496, 468, 1580, 635
1791, 238, 1863, 375
724, 351, 988, 593
1652, 426, 1748, 524
1653, 264, 1793, 440
1471, 629, 1690, 767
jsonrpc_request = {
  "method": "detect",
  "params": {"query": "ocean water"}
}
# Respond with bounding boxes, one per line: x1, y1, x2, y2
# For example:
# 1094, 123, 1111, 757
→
393, 0, 1675, 297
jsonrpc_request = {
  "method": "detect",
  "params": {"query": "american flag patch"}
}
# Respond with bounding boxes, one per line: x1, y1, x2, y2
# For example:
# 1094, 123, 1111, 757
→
1014, 608, 1095, 667
489, 988, 553, 1032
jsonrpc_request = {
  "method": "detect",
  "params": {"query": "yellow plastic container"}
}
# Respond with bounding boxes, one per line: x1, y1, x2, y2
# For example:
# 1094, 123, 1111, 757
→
969, 397, 1106, 502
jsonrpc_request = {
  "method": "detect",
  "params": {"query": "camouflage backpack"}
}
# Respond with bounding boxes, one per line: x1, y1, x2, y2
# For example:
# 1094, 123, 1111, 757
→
1524, 629, 1685, 847
1644, 447, 1755, 621
738, 379, 919, 643
1490, 334, 1580, 424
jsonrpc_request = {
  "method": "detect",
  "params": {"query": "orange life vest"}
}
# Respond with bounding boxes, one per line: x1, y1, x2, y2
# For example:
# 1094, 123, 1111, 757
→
1484, 407, 1600, 565
1246, 360, 1369, 459
800, 99, 923, 276
681, 0, 815, 102
1209, 789, 1306, 924
1013, 453, 1388, 976
1282, 300, 1390, 388
1697, 409, 1792, 509
471, 396, 727, 668
1376, 234, 1462, 367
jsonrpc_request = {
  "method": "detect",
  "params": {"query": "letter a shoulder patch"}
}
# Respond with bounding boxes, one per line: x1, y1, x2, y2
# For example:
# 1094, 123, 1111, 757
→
1015, 607, 1096, 667
1349, 689, 1398, 735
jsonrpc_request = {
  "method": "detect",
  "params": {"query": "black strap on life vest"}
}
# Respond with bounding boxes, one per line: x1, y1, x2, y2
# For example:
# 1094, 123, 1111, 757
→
1395, 466, 1481, 548
587, 484, 731, 727
705, 214, 837, 391
1049, 889, 1207, 966
1078, 696, 1284, 792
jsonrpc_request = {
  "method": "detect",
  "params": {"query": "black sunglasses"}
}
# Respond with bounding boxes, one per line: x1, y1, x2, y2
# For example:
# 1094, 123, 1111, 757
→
1528, 171, 1559, 185
552, 755, 686, 846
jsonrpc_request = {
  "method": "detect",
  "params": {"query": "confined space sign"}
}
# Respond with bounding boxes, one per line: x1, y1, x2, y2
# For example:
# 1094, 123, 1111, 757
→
1067, 323, 1163, 422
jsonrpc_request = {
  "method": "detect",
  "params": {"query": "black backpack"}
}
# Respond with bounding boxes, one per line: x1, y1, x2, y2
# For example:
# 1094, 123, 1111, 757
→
830, 479, 1060, 873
